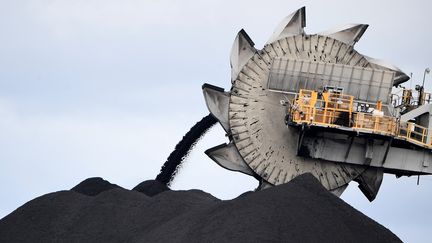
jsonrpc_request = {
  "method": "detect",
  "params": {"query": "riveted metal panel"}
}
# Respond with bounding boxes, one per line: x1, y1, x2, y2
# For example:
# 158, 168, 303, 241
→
268, 58, 395, 103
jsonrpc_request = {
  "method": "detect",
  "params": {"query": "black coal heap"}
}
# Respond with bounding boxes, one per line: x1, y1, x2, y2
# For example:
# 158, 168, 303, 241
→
0, 173, 401, 243
71, 177, 121, 196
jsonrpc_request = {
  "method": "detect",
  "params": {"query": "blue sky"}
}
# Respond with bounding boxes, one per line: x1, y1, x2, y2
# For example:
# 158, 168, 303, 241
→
0, 1, 431, 242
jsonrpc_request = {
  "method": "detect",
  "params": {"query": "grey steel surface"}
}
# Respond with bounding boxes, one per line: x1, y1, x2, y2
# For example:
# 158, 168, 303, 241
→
365, 56, 410, 85
400, 104, 432, 144
202, 84, 230, 133
230, 30, 256, 83
267, 58, 395, 103
229, 34, 371, 190
205, 143, 254, 176
330, 184, 349, 197
319, 24, 368, 46
266, 7, 305, 45
301, 134, 432, 174
400, 103, 432, 124
202, 6, 418, 199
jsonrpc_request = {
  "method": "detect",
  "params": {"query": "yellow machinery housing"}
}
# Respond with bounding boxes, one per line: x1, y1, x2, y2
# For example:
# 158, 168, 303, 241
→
290, 89, 432, 148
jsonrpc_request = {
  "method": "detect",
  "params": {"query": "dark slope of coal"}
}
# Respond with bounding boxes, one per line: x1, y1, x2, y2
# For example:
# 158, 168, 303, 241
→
0, 174, 401, 243
71, 177, 121, 196
132, 179, 169, 196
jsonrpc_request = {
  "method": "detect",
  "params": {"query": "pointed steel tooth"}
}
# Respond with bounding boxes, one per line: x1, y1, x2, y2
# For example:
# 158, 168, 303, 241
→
256, 179, 273, 191
354, 168, 384, 202
205, 143, 254, 176
266, 6, 306, 45
365, 56, 410, 85
202, 83, 230, 133
230, 29, 256, 82
330, 184, 349, 197
319, 24, 368, 46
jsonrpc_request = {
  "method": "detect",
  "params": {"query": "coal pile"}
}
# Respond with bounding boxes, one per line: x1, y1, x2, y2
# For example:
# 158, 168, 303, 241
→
71, 177, 121, 196
132, 179, 169, 196
0, 173, 401, 243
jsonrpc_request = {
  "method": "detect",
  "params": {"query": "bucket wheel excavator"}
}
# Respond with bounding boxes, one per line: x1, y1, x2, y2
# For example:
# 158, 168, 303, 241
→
202, 7, 432, 201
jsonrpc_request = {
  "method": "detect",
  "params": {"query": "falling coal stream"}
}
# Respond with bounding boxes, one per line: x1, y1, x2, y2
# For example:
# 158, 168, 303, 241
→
156, 114, 217, 186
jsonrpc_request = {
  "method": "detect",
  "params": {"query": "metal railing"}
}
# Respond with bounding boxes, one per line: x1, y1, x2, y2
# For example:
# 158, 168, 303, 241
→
291, 104, 397, 135
292, 106, 350, 127
398, 122, 431, 147
391, 89, 432, 107
290, 89, 432, 148
352, 113, 398, 136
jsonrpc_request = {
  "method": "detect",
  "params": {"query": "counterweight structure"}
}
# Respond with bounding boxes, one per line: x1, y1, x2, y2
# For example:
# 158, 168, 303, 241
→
202, 7, 431, 201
